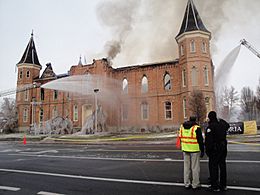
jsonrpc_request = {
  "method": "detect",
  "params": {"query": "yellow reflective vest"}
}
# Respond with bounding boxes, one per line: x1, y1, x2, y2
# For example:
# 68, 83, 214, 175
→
179, 125, 200, 152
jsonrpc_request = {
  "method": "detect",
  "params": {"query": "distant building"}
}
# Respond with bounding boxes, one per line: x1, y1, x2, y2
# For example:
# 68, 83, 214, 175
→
16, 0, 215, 132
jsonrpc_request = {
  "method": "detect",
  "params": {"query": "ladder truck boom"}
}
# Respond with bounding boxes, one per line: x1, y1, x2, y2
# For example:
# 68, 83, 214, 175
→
0, 82, 40, 98
240, 39, 260, 59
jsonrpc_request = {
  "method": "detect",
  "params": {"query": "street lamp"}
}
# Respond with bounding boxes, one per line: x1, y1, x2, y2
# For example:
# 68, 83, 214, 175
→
94, 88, 99, 133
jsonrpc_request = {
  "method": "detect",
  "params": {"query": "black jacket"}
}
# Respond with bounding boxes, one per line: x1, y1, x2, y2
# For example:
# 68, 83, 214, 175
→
182, 120, 204, 153
205, 118, 230, 155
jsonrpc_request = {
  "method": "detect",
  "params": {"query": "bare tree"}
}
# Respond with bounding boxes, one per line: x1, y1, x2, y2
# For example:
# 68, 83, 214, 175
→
0, 98, 18, 133
221, 86, 239, 121
240, 87, 256, 121
189, 90, 207, 124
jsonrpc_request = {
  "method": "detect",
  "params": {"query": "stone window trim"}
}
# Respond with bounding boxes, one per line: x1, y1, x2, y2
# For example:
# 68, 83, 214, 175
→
190, 40, 196, 53
182, 69, 187, 87
23, 107, 29, 123
163, 72, 172, 91
202, 41, 207, 53
26, 70, 30, 78
122, 78, 128, 94
204, 65, 209, 86
141, 101, 149, 120
141, 75, 148, 94
164, 101, 172, 120
73, 104, 78, 122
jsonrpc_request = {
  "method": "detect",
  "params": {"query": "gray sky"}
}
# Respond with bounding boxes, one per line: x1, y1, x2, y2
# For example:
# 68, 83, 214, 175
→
0, 0, 259, 98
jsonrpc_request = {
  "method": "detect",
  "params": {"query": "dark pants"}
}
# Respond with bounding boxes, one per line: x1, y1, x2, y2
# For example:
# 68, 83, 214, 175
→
208, 146, 227, 188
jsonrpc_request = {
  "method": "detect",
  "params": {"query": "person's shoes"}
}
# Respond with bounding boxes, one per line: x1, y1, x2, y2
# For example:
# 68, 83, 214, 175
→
184, 185, 192, 190
192, 186, 201, 191
206, 186, 220, 192
220, 186, 228, 191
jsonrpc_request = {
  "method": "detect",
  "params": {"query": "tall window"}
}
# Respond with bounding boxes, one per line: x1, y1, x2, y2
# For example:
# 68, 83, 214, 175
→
122, 78, 128, 94
23, 108, 28, 122
164, 73, 171, 91
52, 106, 58, 118
182, 69, 186, 87
202, 42, 207, 53
191, 66, 198, 86
183, 98, 187, 119
141, 102, 149, 120
73, 105, 78, 121
24, 90, 29, 101
165, 101, 172, 119
53, 90, 58, 100
19, 71, 23, 79
204, 66, 209, 86
141, 75, 148, 93
26, 70, 30, 78
180, 45, 184, 56
122, 104, 128, 120
40, 88, 45, 101
39, 108, 44, 123
190, 40, 196, 53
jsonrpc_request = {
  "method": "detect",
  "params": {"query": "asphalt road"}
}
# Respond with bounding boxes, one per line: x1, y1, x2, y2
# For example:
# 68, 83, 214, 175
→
0, 142, 259, 195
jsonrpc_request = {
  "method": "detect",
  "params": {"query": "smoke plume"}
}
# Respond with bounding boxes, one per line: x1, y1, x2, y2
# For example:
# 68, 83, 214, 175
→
96, 0, 260, 67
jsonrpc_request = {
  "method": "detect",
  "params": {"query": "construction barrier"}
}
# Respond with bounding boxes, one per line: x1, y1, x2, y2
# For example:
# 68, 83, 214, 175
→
243, 121, 257, 135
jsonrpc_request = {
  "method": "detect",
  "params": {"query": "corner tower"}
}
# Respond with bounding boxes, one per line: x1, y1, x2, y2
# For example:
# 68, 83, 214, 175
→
16, 32, 42, 131
176, 0, 215, 119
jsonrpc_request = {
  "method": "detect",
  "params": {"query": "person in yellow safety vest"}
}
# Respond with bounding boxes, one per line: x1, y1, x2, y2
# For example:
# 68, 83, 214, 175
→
179, 116, 204, 190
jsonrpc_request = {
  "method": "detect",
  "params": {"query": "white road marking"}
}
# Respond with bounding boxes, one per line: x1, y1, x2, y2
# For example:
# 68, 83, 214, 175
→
8, 153, 260, 164
0, 168, 260, 192
37, 191, 65, 195
0, 185, 20, 191
20, 150, 58, 154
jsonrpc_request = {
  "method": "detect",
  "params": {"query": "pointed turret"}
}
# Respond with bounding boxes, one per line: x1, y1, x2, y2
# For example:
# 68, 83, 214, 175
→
176, 0, 210, 39
78, 55, 83, 66
17, 32, 41, 68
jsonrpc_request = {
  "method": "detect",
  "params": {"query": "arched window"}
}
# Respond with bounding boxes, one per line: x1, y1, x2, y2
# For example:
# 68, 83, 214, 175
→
52, 106, 58, 118
204, 66, 209, 86
23, 108, 28, 122
19, 71, 23, 79
141, 75, 148, 93
202, 42, 207, 53
180, 45, 184, 56
73, 105, 78, 121
182, 69, 186, 87
183, 98, 187, 119
141, 102, 149, 120
39, 108, 44, 123
40, 88, 45, 101
165, 101, 172, 119
26, 70, 30, 78
53, 90, 58, 100
190, 40, 196, 53
191, 66, 198, 86
164, 73, 171, 91
122, 78, 128, 94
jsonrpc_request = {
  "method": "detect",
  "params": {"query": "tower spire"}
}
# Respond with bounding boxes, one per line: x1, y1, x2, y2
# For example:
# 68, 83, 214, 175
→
17, 32, 41, 67
176, 0, 210, 39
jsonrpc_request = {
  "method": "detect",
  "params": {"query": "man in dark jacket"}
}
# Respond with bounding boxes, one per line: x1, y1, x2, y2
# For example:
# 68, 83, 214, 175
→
205, 111, 230, 192
179, 116, 204, 190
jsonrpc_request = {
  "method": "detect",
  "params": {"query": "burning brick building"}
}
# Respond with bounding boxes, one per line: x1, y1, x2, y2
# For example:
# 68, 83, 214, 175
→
16, 0, 215, 132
